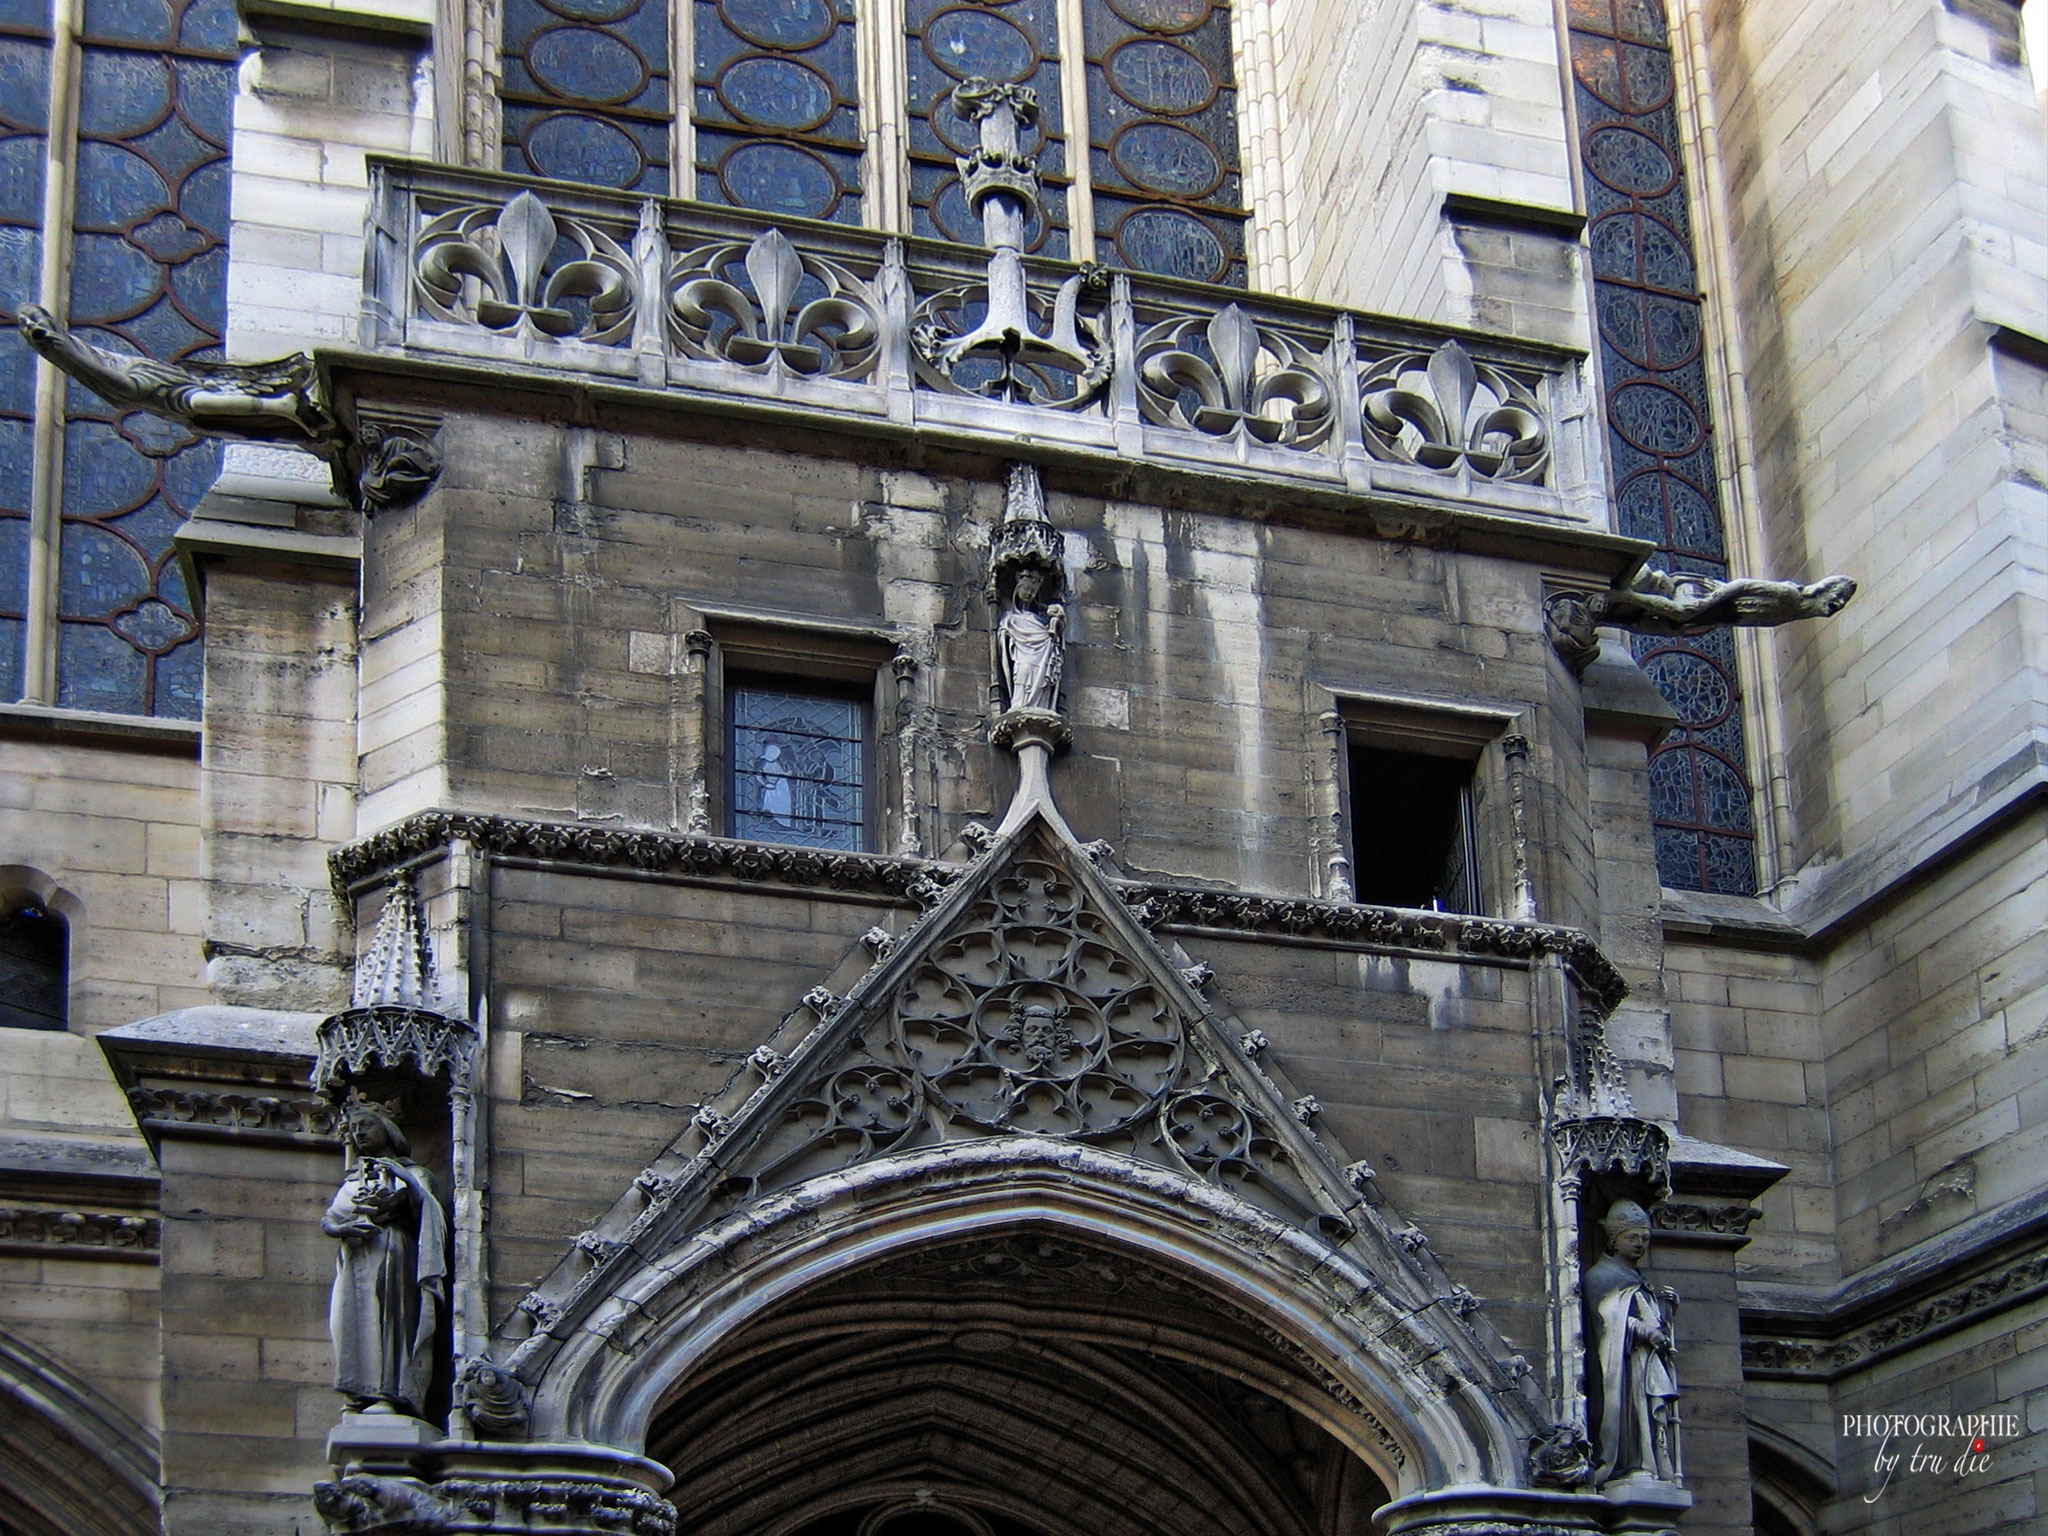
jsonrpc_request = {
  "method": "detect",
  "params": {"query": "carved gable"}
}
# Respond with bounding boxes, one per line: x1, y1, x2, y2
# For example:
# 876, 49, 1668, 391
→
709, 821, 1337, 1231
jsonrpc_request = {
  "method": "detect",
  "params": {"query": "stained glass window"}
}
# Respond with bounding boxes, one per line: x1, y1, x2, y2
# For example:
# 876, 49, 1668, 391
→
694, 0, 862, 223
502, 0, 673, 192
729, 682, 868, 851
53, 0, 233, 719
905, 0, 1069, 255
0, 2, 50, 706
1084, 0, 1245, 286
1568, 0, 1755, 894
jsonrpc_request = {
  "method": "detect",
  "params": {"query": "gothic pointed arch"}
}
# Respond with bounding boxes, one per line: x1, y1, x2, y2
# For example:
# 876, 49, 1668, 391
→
490, 810, 1548, 1495
0, 1332, 160, 1536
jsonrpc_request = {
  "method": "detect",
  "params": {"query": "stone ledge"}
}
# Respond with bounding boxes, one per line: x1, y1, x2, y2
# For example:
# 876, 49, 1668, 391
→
1740, 1186, 2048, 1380
99, 1005, 337, 1154
0, 702, 201, 755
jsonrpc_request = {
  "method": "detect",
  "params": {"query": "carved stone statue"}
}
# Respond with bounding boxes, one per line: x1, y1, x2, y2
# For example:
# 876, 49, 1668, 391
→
1546, 566, 1856, 672
1586, 1199, 1681, 1485
323, 1096, 447, 1416
996, 565, 1065, 714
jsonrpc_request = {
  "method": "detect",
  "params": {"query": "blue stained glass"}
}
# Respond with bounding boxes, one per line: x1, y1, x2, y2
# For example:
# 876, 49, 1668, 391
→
696, 0, 860, 222
1113, 205, 1224, 283
82, 0, 173, 44
1574, 0, 1753, 893
56, 621, 146, 714
729, 683, 867, 851
0, 225, 37, 314
1086, 0, 1245, 285
924, 7, 1036, 80
520, 111, 650, 187
152, 633, 199, 718
51, 0, 230, 717
503, 0, 671, 192
1111, 121, 1219, 197
528, 26, 648, 103
0, 21, 43, 707
0, 511, 26, 610
720, 56, 835, 131
0, 615, 20, 702
77, 51, 170, 134
723, 0, 832, 48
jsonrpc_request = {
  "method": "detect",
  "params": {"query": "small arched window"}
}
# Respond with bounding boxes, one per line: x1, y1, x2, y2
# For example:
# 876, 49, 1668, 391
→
0, 902, 68, 1031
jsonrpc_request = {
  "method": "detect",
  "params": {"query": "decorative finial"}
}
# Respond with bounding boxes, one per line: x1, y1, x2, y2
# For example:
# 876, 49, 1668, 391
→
353, 874, 433, 1011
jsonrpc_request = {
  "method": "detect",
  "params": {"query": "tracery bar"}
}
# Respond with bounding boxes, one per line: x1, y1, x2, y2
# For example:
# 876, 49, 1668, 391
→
1083, 0, 1247, 288
904, 0, 1070, 255
693, 0, 862, 224
0, 0, 50, 703
501, 0, 673, 192
1567, 0, 1756, 894
56, 0, 236, 718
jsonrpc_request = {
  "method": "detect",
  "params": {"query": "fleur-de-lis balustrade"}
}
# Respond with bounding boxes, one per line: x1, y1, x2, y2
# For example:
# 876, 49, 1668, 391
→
909, 79, 1112, 410
669, 227, 882, 380
1359, 340, 1548, 483
1135, 304, 1335, 449
415, 190, 637, 345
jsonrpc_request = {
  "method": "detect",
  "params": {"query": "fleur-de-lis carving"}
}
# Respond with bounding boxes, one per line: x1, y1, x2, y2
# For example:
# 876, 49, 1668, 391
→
415, 190, 636, 344
1359, 339, 1548, 482
1136, 304, 1334, 447
669, 227, 881, 378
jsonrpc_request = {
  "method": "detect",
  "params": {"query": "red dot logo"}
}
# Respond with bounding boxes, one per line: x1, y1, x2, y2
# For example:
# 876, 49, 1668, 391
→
1973, 1440, 1985, 1453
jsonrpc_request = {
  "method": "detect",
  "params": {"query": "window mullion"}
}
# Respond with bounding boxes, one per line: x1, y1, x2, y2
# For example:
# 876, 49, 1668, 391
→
22, 0, 84, 707
1054, 0, 1094, 257
862, 0, 909, 231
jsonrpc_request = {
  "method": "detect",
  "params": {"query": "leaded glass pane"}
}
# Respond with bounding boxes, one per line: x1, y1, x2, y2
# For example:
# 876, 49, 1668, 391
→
51, 0, 229, 719
905, 0, 1069, 256
1570, 0, 1754, 894
1084, 0, 1245, 287
503, 0, 673, 192
730, 683, 867, 851
0, 16, 48, 705
695, 0, 861, 224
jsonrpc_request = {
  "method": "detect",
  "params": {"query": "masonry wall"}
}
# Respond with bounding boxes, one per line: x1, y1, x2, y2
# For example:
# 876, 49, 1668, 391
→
1277, 0, 1585, 345
0, 734, 204, 1136
1703, 0, 2048, 889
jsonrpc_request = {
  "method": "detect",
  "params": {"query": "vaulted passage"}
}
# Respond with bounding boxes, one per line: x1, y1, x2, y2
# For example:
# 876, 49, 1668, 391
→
647, 1231, 1395, 1536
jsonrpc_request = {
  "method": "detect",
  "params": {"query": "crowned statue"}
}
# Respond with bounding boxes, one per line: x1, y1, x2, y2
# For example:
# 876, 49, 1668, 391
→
322, 1095, 448, 1417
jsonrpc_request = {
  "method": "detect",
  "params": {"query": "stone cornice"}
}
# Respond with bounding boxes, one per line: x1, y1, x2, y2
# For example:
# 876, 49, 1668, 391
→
126, 1086, 342, 1148
0, 1206, 161, 1262
329, 812, 1630, 1016
1741, 1192, 2048, 1381
1742, 1243, 2048, 1380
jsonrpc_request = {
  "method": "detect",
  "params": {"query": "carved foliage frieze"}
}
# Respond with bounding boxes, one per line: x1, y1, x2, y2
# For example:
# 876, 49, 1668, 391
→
0, 1207, 159, 1256
315, 1473, 675, 1536
1743, 1246, 2048, 1381
129, 1086, 341, 1141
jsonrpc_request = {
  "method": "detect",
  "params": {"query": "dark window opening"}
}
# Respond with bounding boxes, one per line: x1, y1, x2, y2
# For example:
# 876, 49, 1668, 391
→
1349, 745, 1478, 912
728, 678, 870, 852
0, 902, 68, 1030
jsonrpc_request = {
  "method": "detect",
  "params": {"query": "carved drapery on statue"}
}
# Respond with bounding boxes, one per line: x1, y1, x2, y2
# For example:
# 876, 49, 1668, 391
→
14, 304, 439, 512
1586, 1200, 1681, 1485
323, 1097, 448, 1416
988, 463, 1067, 721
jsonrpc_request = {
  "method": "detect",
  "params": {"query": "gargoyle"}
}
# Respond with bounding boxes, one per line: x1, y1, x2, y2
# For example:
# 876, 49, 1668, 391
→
12, 305, 439, 511
1547, 567, 1855, 672
17, 303, 336, 446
